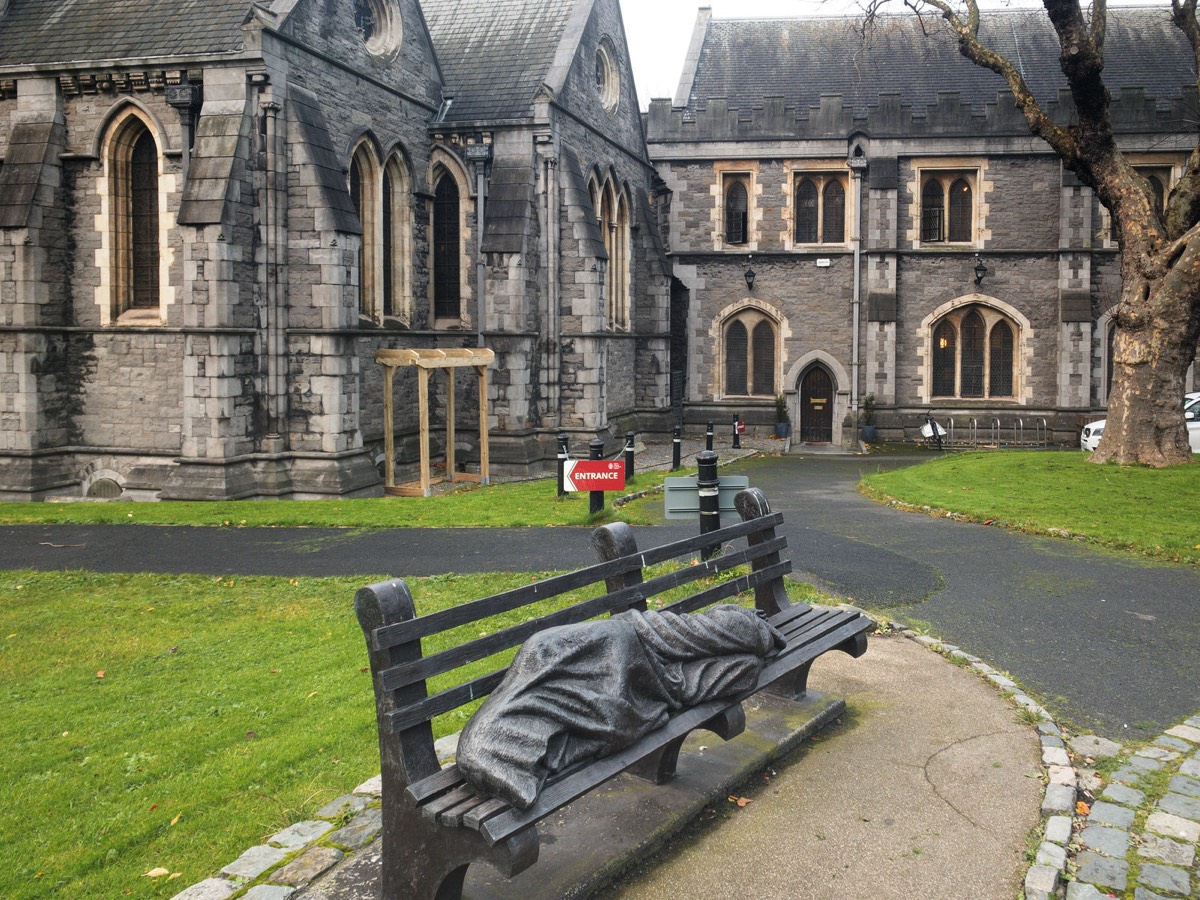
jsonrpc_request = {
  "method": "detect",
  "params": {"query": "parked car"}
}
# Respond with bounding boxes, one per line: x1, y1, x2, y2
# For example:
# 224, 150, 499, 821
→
1080, 419, 1105, 451
1081, 396, 1200, 452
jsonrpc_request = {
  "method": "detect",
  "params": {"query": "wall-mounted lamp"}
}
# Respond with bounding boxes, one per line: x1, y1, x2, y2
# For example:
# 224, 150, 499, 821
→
973, 253, 988, 286
744, 256, 756, 292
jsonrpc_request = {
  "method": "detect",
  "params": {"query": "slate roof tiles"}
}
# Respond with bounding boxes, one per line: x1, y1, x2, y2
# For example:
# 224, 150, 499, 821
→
685, 8, 1196, 115
421, 0, 575, 122
0, 0, 250, 69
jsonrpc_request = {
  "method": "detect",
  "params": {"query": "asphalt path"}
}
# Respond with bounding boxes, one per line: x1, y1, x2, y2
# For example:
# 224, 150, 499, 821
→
2, 452, 1197, 738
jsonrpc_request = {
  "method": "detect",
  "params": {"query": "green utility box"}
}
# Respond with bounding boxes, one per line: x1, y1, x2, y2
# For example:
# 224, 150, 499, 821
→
663, 475, 750, 520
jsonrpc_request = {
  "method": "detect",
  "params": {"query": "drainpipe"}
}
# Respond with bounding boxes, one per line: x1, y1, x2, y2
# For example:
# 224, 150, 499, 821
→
849, 156, 868, 420
466, 142, 493, 347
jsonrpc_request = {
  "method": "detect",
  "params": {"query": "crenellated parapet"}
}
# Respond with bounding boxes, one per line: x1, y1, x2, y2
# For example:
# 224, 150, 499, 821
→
646, 86, 1198, 144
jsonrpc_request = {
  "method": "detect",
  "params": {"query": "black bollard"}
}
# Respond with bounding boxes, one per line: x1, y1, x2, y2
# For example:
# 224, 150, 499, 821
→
588, 438, 604, 516
732, 415, 741, 450
697, 450, 720, 559
671, 425, 682, 471
624, 431, 635, 483
556, 432, 569, 497
705, 420, 714, 452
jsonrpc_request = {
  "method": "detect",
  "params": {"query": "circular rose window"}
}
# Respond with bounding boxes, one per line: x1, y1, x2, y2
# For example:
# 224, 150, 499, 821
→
355, 0, 402, 58
595, 40, 620, 114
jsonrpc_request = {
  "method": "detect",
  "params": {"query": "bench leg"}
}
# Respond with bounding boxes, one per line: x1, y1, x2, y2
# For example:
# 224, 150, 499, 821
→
764, 632, 871, 702
627, 705, 747, 785
765, 660, 812, 701
381, 799, 539, 900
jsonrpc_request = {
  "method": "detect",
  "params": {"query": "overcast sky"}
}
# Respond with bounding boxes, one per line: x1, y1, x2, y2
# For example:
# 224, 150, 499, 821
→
619, 0, 839, 106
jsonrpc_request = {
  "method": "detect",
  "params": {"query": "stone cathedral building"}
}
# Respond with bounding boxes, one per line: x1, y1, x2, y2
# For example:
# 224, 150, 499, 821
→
1, 2, 1196, 501
0, 0, 670, 500
646, 7, 1198, 449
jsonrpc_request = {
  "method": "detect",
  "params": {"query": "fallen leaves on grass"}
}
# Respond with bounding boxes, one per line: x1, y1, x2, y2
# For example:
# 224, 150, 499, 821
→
727, 795, 753, 808
143, 868, 170, 878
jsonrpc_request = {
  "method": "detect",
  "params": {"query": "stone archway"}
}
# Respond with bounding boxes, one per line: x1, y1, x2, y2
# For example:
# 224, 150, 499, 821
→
799, 364, 835, 443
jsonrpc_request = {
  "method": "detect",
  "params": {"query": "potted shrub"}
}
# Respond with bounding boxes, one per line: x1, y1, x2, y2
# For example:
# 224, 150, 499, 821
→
774, 394, 791, 438
859, 394, 878, 443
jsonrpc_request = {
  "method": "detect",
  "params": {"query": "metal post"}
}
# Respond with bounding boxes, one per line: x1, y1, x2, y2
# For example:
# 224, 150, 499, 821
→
705, 420, 714, 451
732, 415, 741, 450
671, 425, 682, 471
697, 450, 720, 559
588, 438, 604, 516
623, 431, 635, 483
556, 432, 569, 497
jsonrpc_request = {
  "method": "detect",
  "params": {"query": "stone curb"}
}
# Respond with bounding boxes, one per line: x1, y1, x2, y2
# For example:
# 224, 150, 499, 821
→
168, 773, 388, 900
897, 629, 1200, 900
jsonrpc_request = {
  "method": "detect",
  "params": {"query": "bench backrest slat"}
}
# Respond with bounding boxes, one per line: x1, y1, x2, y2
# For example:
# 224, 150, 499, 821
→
378, 535, 789, 694
659, 559, 792, 617
368, 512, 785, 651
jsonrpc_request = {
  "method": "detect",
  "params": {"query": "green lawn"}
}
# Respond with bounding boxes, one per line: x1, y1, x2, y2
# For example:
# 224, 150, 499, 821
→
0, 469, 676, 528
861, 451, 1200, 564
0, 569, 558, 899
0, 565, 822, 899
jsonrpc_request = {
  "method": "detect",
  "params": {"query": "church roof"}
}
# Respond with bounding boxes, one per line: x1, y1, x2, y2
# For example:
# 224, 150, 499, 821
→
421, 0, 578, 123
0, 0, 251, 68
679, 7, 1196, 116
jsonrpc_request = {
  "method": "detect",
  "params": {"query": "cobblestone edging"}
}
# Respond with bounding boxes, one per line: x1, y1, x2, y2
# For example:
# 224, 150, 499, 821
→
169, 731, 462, 900
167, 774, 384, 900
899, 630, 1200, 900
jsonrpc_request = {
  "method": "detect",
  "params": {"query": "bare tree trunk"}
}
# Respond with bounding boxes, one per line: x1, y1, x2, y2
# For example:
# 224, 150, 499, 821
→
1092, 246, 1200, 466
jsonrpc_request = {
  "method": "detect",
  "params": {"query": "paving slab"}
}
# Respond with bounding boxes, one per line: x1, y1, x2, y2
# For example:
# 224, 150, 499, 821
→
296, 635, 1041, 899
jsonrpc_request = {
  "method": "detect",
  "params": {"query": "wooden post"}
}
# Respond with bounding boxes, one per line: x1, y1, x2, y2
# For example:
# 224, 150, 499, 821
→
446, 369, 456, 481
418, 367, 431, 497
477, 364, 490, 485
382, 365, 396, 489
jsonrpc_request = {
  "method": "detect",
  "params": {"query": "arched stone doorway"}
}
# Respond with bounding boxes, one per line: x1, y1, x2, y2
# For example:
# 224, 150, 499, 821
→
799, 364, 835, 443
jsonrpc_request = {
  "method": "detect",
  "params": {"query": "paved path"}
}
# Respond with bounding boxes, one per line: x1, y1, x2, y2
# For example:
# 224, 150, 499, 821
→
3, 451, 1197, 738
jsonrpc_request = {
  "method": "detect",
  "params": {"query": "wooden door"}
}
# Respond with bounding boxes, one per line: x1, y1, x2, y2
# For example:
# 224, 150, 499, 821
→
800, 366, 834, 443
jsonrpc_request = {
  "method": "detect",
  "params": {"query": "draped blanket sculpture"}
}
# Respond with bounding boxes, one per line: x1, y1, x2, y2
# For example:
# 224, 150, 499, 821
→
457, 605, 787, 810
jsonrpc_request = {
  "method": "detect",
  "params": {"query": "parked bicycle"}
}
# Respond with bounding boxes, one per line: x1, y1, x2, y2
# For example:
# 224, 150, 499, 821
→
920, 409, 947, 450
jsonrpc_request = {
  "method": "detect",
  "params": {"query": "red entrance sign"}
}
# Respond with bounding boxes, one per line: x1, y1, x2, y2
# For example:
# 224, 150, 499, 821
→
735, 420, 746, 434
564, 459, 626, 492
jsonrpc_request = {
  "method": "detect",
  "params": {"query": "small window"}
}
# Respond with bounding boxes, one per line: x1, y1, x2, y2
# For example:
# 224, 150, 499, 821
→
930, 305, 1018, 399
433, 173, 461, 320
130, 130, 160, 309
383, 153, 412, 321
725, 179, 748, 245
725, 320, 749, 396
920, 171, 975, 244
723, 309, 776, 397
792, 173, 847, 245
989, 320, 1014, 397
932, 320, 957, 397
349, 143, 379, 320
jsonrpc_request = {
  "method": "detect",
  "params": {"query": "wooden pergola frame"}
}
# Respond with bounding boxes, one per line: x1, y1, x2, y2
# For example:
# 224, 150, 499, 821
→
374, 348, 494, 497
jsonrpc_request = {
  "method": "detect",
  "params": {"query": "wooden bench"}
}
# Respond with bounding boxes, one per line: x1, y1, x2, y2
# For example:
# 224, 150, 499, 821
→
355, 488, 874, 899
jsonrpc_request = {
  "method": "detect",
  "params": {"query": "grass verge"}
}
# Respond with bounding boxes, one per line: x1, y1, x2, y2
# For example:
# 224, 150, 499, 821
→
0, 565, 823, 898
860, 450, 1200, 564
0, 469, 680, 528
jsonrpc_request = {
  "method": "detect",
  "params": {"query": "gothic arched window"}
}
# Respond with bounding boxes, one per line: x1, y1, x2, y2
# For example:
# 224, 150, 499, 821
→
433, 172, 461, 320
723, 309, 777, 397
931, 306, 1019, 399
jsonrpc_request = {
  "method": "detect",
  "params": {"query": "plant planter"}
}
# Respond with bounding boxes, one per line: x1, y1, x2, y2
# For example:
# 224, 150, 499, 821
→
774, 422, 791, 438
860, 424, 878, 443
